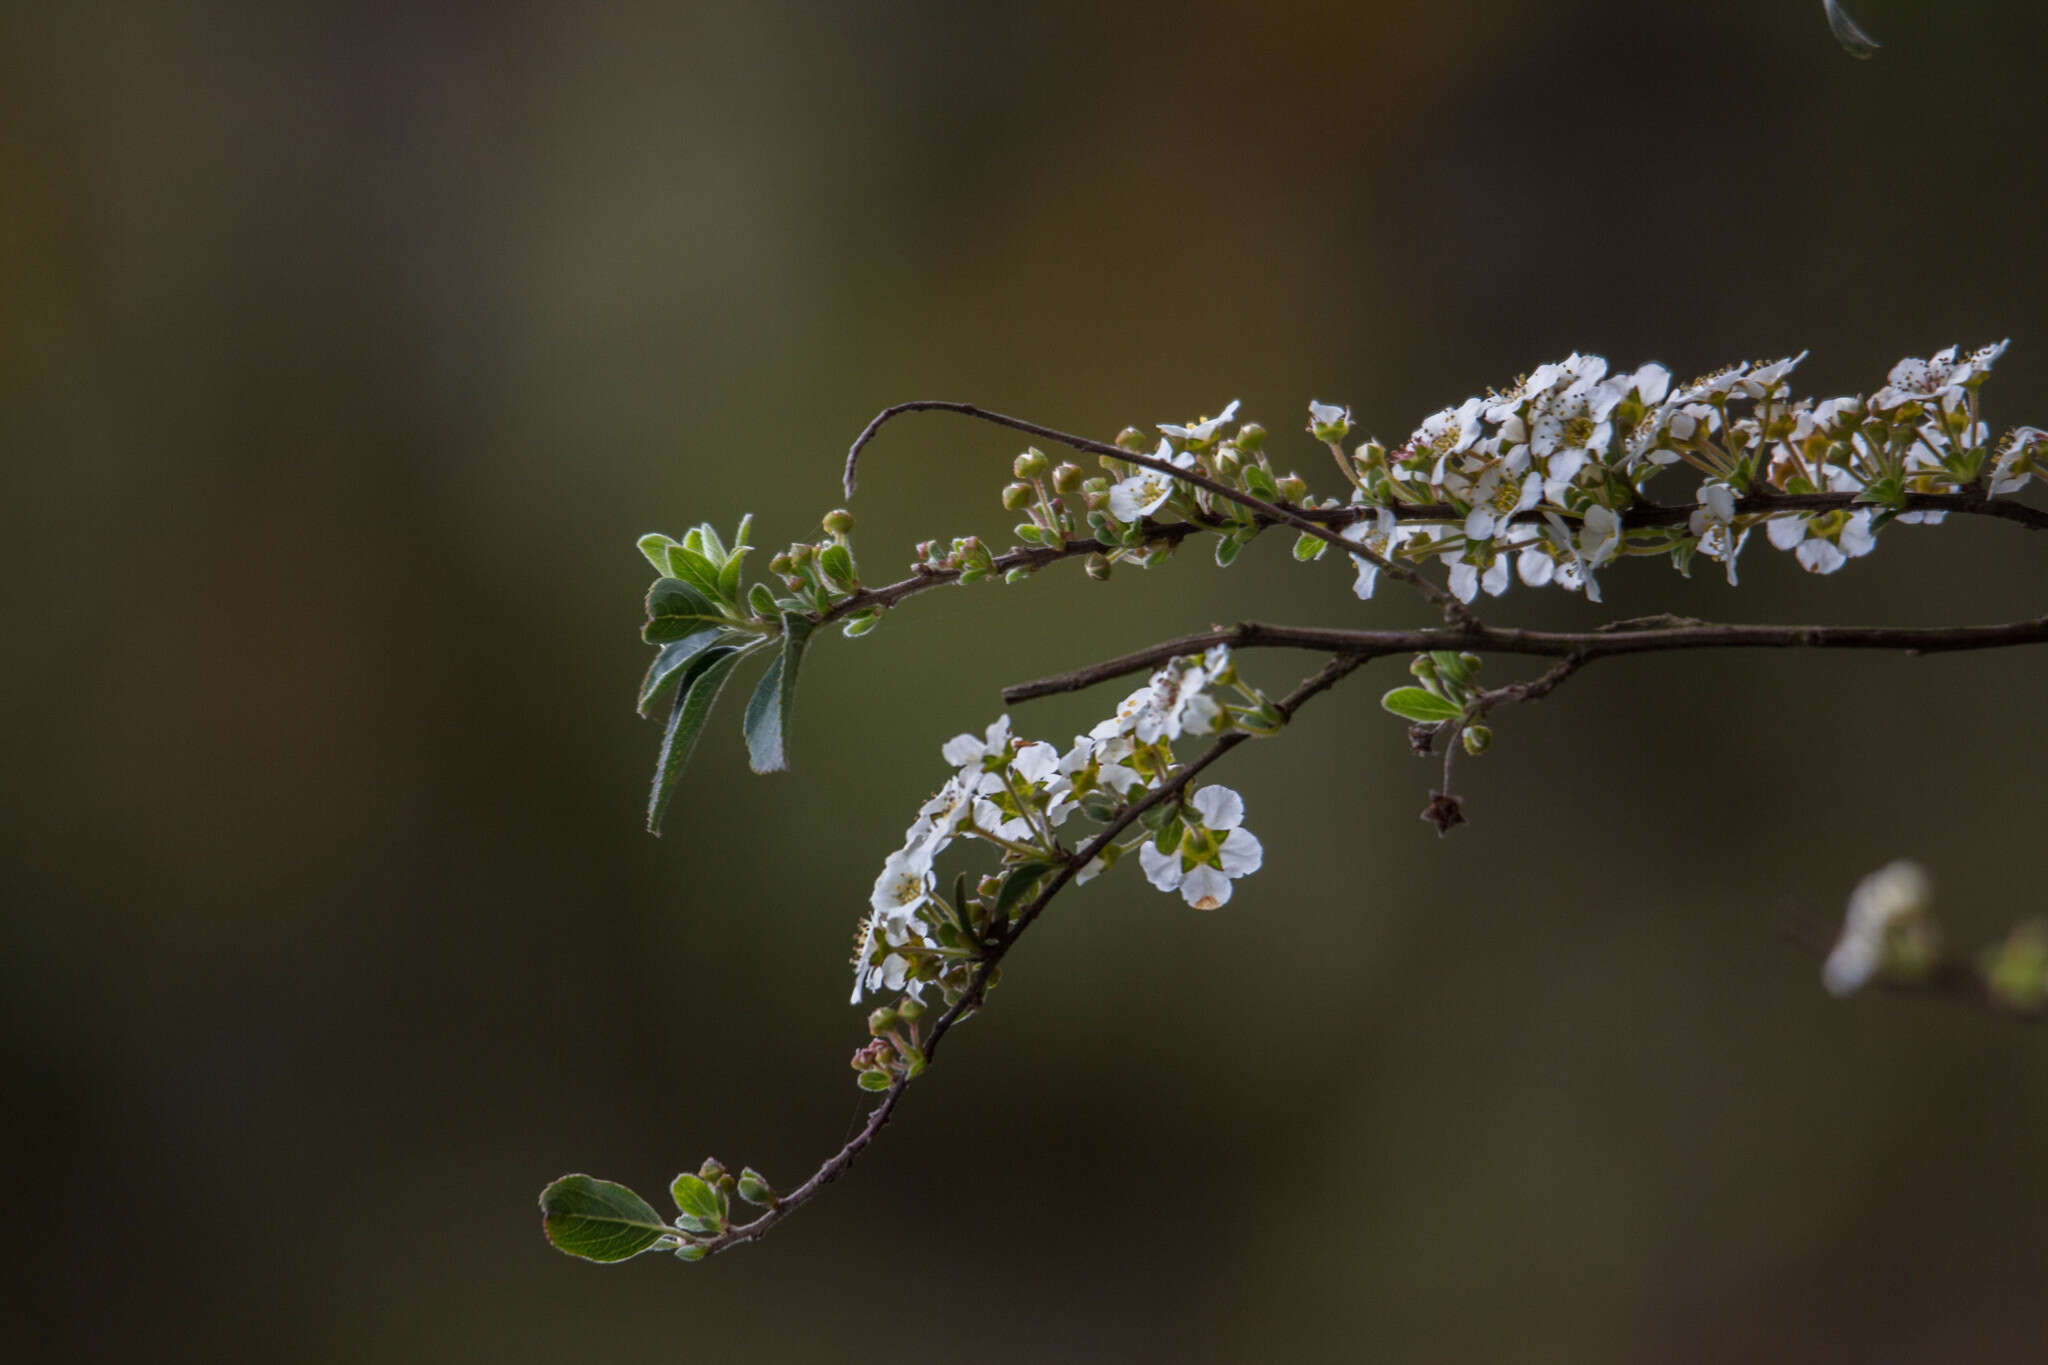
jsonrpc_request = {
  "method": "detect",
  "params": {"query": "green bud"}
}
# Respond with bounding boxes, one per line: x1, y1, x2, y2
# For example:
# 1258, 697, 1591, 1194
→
697, 1157, 727, 1183
1114, 427, 1150, 453
1080, 476, 1111, 495
867, 1006, 900, 1036
858, 1070, 894, 1092
1051, 462, 1084, 493
841, 609, 882, 638
1214, 449, 1242, 479
977, 874, 1002, 897
787, 542, 814, 568
1457, 653, 1481, 674
1084, 553, 1113, 582
1001, 482, 1034, 511
674, 1242, 710, 1262
1235, 422, 1266, 452
896, 997, 925, 1022
1013, 448, 1050, 479
767, 552, 794, 575
1003, 565, 1033, 585
1461, 724, 1492, 756
1276, 474, 1308, 502
822, 508, 856, 535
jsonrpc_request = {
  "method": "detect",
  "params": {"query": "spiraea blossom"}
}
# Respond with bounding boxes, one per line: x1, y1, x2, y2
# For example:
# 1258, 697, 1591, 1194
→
850, 647, 1272, 1004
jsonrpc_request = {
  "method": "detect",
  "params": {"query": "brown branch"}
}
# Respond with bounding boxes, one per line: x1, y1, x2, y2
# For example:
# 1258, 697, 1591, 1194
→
688, 652, 1370, 1257
1001, 614, 2048, 705
839, 399, 1474, 622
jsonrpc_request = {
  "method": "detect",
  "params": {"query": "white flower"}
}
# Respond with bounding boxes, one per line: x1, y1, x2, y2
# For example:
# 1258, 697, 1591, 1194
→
1991, 427, 2043, 495
1137, 785, 1263, 910
1578, 504, 1623, 568
868, 844, 935, 928
1823, 860, 1936, 996
941, 714, 1012, 770
1687, 481, 1747, 585
1159, 400, 1240, 443
1107, 438, 1195, 522
1340, 506, 1398, 600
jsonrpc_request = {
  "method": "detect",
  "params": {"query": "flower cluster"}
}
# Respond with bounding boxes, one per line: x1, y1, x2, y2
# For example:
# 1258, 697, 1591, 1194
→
1337, 343, 2041, 602
849, 647, 1272, 1019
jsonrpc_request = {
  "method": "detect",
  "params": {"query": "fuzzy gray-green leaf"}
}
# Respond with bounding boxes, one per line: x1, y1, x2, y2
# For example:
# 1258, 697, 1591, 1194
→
1380, 686, 1465, 723
644, 577, 729, 644
647, 646, 744, 834
742, 612, 817, 774
638, 629, 728, 718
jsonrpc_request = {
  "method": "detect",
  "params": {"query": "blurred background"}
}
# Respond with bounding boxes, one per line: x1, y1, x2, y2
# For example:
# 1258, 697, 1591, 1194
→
5, 1, 2047, 1359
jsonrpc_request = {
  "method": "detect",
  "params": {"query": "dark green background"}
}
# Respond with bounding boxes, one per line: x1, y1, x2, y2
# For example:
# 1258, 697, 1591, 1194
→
6, 2, 2046, 1359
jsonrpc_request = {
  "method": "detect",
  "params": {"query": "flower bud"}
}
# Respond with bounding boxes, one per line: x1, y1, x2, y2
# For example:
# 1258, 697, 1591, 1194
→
1213, 449, 1242, 479
1001, 482, 1034, 511
822, 508, 856, 535
1276, 473, 1308, 502
697, 1157, 727, 1183
1235, 422, 1267, 452
1084, 553, 1113, 582
895, 996, 925, 1022
787, 543, 814, 568
1013, 448, 1050, 479
768, 552, 793, 575
1114, 427, 1150, 453
1461, 724, 1492, 756
1051, 462, 1083, 493
867, 1006, 900, 1036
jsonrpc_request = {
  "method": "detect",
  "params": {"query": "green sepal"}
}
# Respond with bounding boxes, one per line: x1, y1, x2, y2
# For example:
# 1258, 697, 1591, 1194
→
1152, 815, 1183, 854
1380, 686, 1465, 723
644, 577, 731, 643
638, 628, 729, 718
539, 1175, 674, 1263
743, 612, 816, 774
669, 1172, 727, 1229
646, 646, 747, 834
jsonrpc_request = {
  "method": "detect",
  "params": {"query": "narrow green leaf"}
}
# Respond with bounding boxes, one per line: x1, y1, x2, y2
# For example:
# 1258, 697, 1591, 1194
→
695, 521, 728, 564
1380, 686, 1465, 723
742, 612, 816, 774
638, 628, 727, 718
644, 577, 733, 644
717, 545, 748, 604
994, 861, 1056, 920
637, 533, 682, 575
664, 544, 728, 604
539, 1175, 672, 1263
1214, 534, 1244, 568
647, 647, 745, 834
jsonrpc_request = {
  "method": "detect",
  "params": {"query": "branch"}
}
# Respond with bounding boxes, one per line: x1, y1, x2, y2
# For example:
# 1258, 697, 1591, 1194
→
840, 399, 1474, 621
687, 652, 1370, 1256
1001, 614, 2048, 704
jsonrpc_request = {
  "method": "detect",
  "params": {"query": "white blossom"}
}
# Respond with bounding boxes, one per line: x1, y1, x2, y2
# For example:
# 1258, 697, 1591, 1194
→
1138, 785, 1263, 910
1159, 400, 1240, 443
1823, 861, 1936, 996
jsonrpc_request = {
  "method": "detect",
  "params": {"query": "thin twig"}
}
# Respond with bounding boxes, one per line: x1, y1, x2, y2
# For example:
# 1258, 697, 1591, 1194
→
840, 399, 1473, 622
1001, 615, 2048, 704
687, 652, 1370, 1256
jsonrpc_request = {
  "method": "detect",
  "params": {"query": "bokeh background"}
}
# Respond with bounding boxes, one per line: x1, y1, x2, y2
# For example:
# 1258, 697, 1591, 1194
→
6, 2, 2047, 1360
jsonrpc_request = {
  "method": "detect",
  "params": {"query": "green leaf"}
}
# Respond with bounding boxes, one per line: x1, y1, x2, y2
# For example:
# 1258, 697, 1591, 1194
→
1242, 465, 1280, 500
1380, 686, 1465, 723
644, 577, 730, 644
743, 612, 816, 774
638, 628, 728, 718
1214, 534, 1244, 568
647, 647, 745, 834
669, 1172, 726, 1227
994, 861, 1057, 920
695, 521, 729, 564
637, 533, 682, 575
539, 1175, 673, 1263
747, 581, 779, 619
817, 543, 855, 588
1292, 531, 1327, 562
664, 543, 728, 604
